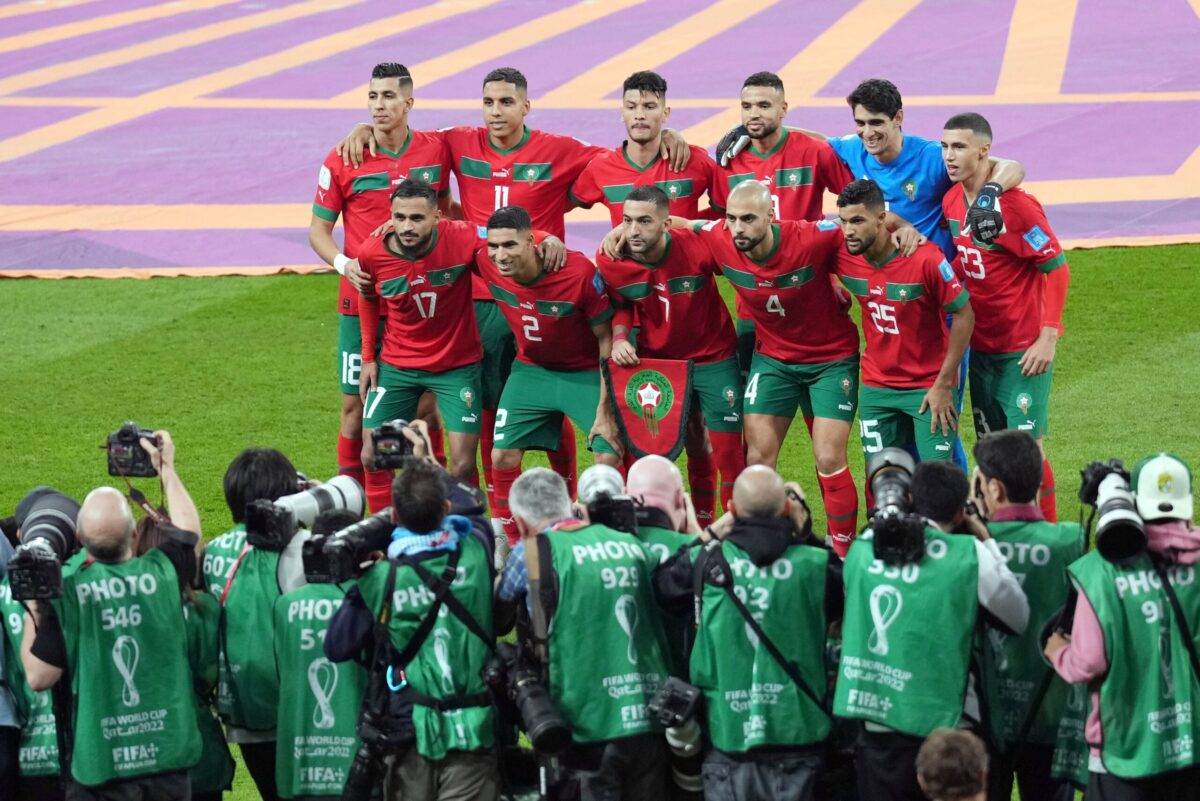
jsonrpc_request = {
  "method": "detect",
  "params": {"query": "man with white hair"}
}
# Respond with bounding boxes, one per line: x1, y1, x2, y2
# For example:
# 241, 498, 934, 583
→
495, 467, 672, 800
21, 486, 201, 800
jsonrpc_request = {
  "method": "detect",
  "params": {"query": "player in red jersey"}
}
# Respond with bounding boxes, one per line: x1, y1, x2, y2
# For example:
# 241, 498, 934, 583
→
477, 205, 621, 542
309, 63, 453, 494
942, 112, 1070, 520
595, 186, 744, 521
712, 71, 855, 382
355, 180, 486, 508
835, 179, 974, 465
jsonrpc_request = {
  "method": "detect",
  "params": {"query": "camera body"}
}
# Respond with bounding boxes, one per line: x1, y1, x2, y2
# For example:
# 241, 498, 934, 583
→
371, 420, 414, 470
106, 422, 158, 478
648, 675, 701, 728
1080, 459, 1146, 562
245, 474, 366, 552
8, 540, 64, 601
586, 491, 638, 535
866, 448, 926, 565
303, 511, 394, 583
485, 642, 570, 754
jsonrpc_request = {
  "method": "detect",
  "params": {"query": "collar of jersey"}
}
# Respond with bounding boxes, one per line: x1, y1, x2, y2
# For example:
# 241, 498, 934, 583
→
639, 231, 673, 268
747, 224, 782, 265
375, 128, 413, 159
866, 248, 900, 268
385, 227, 439, 260
621, 141, 661, 172
488, 125, 531, 155
748, 126, 789, 159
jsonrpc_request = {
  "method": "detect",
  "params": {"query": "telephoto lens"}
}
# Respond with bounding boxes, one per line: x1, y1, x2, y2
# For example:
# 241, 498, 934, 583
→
245, 475, 366, 551
1094, 470, 1146, 562
865, 448, 925, 565
16, 487, 81, 560
511, 669, 570, 754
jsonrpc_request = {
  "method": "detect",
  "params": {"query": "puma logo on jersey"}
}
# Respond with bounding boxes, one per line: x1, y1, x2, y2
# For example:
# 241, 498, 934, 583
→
410, 276, 426, 287
654, 283, 666, 291
870, 287, 883, 296
493, 169, 509, 178
520, 301, 534, 310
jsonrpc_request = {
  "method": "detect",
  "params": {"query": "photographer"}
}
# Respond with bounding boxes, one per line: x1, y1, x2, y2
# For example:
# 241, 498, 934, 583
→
835, 459, 1028, 801
201, 447, 308, 801
496, 467, 672, 800
1, 487, 80, 801
653, 465, 841, 801
970, 431, 1082, 801
1045, 453, 1200, 800
326, 420, 499, 801
917, 729, 988, 801
20, 487, 201, 799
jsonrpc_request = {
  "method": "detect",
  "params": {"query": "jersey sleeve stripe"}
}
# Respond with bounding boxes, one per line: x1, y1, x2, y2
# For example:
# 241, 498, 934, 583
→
1036, 252, 1067, 273
588, 307, 615, 326
311, 203, 338, 222
944, 288, 970, 313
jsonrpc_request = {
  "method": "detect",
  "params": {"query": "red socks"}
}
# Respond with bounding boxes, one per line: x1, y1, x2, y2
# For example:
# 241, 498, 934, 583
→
818, 468, 859, 558
708, 431, 745, 513
548, 418, 578, 497
1040, 457, 1058, 522
685, 438, 716, 524
492, 465, 523, 545
337, 435, 364, 489
364, 467, 394, 514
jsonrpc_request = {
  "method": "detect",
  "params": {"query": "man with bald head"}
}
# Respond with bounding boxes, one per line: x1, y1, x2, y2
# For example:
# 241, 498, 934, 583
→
21, 486, 200, 800
655, 465, 843, 800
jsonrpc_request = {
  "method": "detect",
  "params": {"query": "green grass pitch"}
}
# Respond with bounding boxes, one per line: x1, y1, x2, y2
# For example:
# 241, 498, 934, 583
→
1, 244, 1196, 799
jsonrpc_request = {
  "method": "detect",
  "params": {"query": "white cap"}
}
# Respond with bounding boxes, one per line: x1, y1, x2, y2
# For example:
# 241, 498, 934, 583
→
1132, 453, 1193, 521
577, 464, 625, 504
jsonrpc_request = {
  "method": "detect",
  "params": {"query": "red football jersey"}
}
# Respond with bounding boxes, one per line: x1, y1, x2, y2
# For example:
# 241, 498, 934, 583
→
441, 126, 604, 299
357, 220, 483, 371
312, 129, 451, 315
472, 250, 613, 371
696, 220, 858, 365
835, 242, 969, 390
942, 185, 1066, 355
595, 228, 735, 364
712, 128, 853, 222
571, 143, 719, 226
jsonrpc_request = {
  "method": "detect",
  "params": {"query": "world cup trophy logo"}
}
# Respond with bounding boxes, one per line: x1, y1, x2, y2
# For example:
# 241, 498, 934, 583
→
308, 657, 340, 730
867, 585, 903, 657
614, 594, 639, 665
433, 629, 457, 694
112, 635, 141, 707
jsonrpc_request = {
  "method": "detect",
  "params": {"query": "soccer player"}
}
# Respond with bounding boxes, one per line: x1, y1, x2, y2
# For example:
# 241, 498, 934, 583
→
697, 180, 865, 554
835, 179, 974, 463
594, 186, 744, 522
941, 112, 1070, 521
477, 205, 621, 543
355, 179, 486, 505
309, 62, 453, 501
712, 71, 855, 380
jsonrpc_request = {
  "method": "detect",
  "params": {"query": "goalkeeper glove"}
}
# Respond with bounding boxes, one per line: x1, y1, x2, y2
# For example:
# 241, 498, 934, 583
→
966, 182, 1004, 244
715, 125, 751, 167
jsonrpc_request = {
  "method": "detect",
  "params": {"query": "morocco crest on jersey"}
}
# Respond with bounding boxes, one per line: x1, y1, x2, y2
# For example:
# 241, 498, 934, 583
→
603, 357, 694, 460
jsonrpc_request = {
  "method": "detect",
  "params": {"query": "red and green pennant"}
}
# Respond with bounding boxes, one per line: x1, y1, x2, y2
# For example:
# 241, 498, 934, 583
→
602, 357, 694, 460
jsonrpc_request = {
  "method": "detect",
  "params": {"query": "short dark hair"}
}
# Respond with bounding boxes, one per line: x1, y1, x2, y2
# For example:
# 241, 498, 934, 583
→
312, 508, 363, 538
393, 461, 447, 534
625, 185, 670, 213
916, 728, 988, 800
742, 71, 784, 93
944, 112, 993, 142
223, 448, 298, 524
483, 67, 527, 92
371, 62, 412, 89
974, 430, 1043, 504
837, 178, 886, 211
622, 70, 667, 98
912, 462, 969, 525
487, 205, 532, 232
847, 78, 903, 118
390, 178, 438, 206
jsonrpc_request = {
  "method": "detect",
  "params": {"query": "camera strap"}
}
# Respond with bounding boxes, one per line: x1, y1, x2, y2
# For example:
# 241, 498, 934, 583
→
692, 542, 831, 719
386, 547, 463, 670
1149, 555, 1200, 695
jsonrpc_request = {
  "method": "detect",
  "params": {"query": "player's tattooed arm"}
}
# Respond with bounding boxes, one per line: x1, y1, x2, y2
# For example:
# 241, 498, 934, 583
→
920, 300, 975, 436
660, 128, 692, 171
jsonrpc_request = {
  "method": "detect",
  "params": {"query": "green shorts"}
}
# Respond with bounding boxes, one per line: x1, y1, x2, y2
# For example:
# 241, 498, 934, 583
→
363, 361, 482, 433
969, 350, 1053, 439
735, 317, 756, 378
476, 300, 517, 410
858, 385, 958, 462
493, 361, 615, 454
691, 358, 744, 433
337, 314, 384, 396
743, 353, 859, 422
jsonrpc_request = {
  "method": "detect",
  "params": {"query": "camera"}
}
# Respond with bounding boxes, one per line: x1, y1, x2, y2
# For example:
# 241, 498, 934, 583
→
106, 422, 159, 478
1080, 459, 1146, 562
648, 676, 704, 794
371, 419, 414, 470
303, 510, 394, 583
7, 488, 81, 601
244, 474, 365, 551
866, 448, 925, 565
485, 642, 570, 754
587, 491, 639, 535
